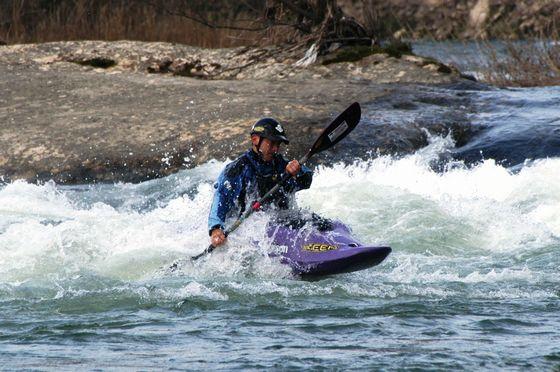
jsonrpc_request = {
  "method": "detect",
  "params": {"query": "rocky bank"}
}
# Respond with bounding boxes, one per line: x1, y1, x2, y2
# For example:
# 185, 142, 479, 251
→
0, 40, 482, 184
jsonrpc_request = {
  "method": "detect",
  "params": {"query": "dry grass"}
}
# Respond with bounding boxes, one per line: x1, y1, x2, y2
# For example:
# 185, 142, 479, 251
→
480, 39, 560, 87
0, 0, 260, 47
0, 0, 394, 48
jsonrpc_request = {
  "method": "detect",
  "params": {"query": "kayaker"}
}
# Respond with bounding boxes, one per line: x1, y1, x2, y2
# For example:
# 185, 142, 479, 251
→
208, 118, 313, 247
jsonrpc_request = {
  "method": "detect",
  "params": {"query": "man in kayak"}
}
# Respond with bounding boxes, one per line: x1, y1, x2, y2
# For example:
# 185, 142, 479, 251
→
208, 118, 313, 247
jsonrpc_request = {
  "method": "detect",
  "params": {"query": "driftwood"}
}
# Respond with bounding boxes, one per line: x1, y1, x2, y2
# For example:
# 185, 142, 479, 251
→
148, 0, 373, 52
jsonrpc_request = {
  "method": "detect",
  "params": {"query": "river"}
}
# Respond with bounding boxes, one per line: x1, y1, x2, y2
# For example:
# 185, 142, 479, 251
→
1, 42, 559, 369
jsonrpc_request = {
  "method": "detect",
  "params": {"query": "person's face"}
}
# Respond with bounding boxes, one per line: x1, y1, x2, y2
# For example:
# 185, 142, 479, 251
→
252, 135, 281, 162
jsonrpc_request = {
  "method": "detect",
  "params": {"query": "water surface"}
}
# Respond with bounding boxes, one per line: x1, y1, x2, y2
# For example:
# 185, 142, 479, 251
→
1, 131, 559, 368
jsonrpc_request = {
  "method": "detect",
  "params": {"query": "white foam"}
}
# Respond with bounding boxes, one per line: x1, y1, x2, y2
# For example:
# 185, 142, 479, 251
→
176, 282, 229, 301
298, 138, 560, 254
1, 142, 559, 295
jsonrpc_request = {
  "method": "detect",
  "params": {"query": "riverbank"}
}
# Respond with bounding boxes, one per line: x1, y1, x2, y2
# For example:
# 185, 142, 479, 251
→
0, 40, 480, 183
2, 1, 559, 46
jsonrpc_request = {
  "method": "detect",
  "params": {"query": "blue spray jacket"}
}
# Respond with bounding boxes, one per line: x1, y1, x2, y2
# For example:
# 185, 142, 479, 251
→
208, 149, 313, 234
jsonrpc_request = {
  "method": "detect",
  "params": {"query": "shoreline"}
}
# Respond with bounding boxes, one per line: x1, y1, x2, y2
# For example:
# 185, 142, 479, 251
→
0, 40, 479, 184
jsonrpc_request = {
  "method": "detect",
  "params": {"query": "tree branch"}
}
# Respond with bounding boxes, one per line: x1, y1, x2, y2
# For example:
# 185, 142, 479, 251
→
142, 0, 269, 32
274, 0, 316, 21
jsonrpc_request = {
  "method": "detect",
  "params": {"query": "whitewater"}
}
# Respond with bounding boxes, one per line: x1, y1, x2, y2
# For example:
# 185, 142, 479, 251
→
1, 125, 559, 368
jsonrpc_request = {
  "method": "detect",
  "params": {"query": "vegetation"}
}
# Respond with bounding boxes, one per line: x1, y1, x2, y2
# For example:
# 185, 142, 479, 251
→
1, 0, 560, 86
0, 0, 375, 49
480, 39, 560, 87
0, 0, 257, 47
2, 0, 560, 46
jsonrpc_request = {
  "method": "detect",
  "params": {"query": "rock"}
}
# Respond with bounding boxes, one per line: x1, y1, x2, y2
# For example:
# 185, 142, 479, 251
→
0, 40, 477, 184
402, 55, 425, 64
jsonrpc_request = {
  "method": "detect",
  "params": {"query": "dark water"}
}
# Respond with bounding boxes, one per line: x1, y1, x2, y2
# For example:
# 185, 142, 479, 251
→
1, 43, 560, 369
412, 40, 542, 77
454, 86, 560, 166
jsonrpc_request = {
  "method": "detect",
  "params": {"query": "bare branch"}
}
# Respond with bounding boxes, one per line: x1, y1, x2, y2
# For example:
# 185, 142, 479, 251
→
142, 0, 269, 32
274, 0, 316, 21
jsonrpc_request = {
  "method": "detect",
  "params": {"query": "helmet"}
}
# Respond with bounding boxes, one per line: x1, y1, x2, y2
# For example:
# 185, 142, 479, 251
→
250, 118, 289, 144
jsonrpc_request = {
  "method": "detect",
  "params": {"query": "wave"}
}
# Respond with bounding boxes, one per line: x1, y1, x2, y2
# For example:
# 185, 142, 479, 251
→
0, 137, 558, 302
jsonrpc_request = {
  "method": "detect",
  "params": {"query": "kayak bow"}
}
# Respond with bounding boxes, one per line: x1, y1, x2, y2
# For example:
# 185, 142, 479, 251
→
268, 218, 391, 276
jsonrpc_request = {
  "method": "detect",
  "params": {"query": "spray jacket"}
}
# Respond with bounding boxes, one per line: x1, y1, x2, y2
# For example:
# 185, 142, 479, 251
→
208, 149, 313, 234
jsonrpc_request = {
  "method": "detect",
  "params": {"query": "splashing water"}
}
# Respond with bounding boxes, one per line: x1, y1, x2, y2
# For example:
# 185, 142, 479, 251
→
1, 136, 559, 369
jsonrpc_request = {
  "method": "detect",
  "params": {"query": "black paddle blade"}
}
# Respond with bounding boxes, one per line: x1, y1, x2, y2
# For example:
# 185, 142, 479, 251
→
309, 102, 361, 156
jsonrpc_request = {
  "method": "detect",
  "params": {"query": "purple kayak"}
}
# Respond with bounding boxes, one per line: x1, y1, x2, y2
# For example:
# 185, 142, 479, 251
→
267, 217, 391, 276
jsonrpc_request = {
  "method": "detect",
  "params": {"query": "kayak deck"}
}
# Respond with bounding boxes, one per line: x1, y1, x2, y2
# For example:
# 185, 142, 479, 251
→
268, 217, 391, 276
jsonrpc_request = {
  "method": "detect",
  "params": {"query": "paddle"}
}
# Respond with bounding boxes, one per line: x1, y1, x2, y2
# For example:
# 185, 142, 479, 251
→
191, 102, 362, 261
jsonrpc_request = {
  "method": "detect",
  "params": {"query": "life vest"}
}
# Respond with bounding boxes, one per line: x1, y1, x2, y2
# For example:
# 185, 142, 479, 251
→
239, 151, 290, 213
